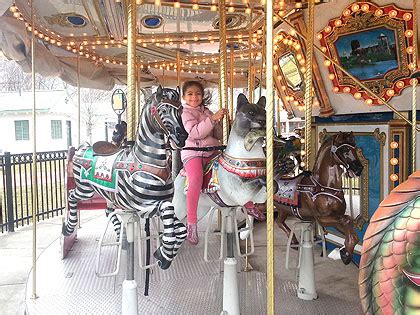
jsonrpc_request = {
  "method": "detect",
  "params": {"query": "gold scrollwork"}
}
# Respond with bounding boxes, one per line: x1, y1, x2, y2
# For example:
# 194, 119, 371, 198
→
319, 3, 413, 104
373, 128, 386, 146
44, 13, 87, 28
319, 128, 328, 143
354, 148, 369, 230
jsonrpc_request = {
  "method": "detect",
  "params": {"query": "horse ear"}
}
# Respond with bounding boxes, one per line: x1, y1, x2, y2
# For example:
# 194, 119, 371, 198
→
236, 93, 249, 111
336, 131, 344, 142
257, 96, 266, 109
176, 86, 181, 101
156, 85, 164, 101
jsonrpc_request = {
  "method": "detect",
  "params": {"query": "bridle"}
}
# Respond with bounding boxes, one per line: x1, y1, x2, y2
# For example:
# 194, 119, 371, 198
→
330, 136, 357, 172
150, 98, 182, 138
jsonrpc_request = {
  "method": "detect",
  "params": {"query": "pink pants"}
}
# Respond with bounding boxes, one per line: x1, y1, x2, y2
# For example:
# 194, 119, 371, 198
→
184, 156, 213, 225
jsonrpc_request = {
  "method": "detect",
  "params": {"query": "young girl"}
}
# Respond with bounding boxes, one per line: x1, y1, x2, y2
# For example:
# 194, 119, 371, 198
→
181, 81, 226, 245
181, 81, 265, 245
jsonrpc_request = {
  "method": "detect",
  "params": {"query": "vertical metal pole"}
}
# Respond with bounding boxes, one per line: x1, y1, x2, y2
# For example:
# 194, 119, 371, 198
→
176, 50, 181, 87
30, 0, 38, 299
248, 7, 254, 102
276, 96, 282, 136
265, 1, 275, 314
76, 55, 81, 229
127, 0, 137, 142
77, 55, 81, 146
259, 34, 265, 99
304, 0, 315, 171
229, 46, 234, 121
411, 0, 417, 173
218, 0, 228, 145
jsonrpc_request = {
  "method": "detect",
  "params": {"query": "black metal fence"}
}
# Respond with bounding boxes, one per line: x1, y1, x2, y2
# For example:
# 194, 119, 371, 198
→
0, 150, 67, 233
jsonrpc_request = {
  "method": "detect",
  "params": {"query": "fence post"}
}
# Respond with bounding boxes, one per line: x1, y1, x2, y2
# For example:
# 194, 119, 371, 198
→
4, 152, 14, 232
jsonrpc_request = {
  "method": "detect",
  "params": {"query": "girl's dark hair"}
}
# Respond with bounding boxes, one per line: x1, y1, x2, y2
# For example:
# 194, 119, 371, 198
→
181, 80, 211, 107
182, 80, 204, 96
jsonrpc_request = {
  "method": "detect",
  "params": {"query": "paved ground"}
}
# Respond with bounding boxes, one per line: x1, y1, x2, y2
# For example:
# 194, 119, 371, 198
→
0, 212, 361, 314
0, 212, 101, 315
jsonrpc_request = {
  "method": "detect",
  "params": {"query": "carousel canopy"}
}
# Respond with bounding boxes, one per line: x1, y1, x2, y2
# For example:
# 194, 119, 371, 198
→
0, 0, 419, 118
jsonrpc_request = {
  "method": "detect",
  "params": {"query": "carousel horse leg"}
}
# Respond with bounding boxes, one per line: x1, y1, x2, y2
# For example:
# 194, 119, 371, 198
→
153, 201, 181, 270
62, 187, 94, 236
316, 215, 359, 265
275, 205, 299, 245
105, 206, 122, 241
222, 208, 240, 315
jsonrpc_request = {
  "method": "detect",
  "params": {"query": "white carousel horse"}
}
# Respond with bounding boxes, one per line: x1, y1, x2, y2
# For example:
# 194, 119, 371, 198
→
173, 93, 267, 231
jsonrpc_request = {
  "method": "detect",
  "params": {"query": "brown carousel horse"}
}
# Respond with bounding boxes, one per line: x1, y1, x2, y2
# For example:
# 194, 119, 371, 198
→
274, 131, 364, 264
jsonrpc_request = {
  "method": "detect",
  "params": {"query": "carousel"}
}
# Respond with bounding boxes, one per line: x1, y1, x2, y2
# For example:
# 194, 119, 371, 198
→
0, 0, 419, 314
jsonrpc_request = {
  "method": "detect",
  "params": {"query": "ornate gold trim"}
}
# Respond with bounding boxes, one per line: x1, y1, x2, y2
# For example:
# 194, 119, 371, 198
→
373, 127, 386, 146
44, 13, 87, 28
319, 3, 414, 105
318, 128, 328, 143
354, 148, 369, 230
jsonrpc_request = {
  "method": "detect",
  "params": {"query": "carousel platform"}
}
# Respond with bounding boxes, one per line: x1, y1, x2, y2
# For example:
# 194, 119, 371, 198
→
20, 212, 361, 314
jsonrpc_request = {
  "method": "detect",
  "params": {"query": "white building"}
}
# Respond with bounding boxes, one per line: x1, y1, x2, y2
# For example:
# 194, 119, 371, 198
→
0, 90, 118, 154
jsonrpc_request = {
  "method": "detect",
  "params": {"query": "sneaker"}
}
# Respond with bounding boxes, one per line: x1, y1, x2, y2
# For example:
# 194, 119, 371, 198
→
186, 223, 199, 245
243, 202, 266, 221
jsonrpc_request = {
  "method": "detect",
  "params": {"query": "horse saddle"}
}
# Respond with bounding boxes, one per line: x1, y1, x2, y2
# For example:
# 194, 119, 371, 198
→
92, 141, 121, 156
273, 173, 304, 207
180, 156, 220, 193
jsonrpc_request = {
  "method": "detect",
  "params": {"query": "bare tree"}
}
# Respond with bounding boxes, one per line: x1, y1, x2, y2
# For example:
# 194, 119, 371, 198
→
0, 59, 63, 92
79, 88, 112, 143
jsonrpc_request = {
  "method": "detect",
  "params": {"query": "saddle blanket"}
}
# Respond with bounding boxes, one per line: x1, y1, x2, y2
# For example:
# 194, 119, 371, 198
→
274, 176, 300, 207
79, 147, 125, 192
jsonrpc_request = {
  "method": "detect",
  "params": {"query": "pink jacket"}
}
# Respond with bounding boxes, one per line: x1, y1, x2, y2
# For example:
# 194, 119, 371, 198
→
181, 104, 223, 163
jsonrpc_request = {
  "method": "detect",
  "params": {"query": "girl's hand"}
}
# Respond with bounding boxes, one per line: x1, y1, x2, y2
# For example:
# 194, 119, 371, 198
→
211, 108, 228, 122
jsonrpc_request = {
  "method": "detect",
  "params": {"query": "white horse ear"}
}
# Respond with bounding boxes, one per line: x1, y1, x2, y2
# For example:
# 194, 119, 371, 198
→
236, 93, 248, 111
257, 96, 266, 108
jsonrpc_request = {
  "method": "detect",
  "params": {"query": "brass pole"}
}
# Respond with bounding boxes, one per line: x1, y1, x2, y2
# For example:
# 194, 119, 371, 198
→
127, 0, 137, 141
218, 0, 228, 145
229, 45, 234, 121
30, 0, 38, 299
247, 7, 254, 102
304, 0, 315, 170
265, 0, 275, 314
259, 31, 265, 99
275, 12, 420, 131
411, 0, 417, 173
136, 63, 141, 125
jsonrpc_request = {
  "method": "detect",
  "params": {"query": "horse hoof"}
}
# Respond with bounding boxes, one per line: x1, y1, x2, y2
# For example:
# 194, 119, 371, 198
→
340, 248, 352, 265
153, 250, 172, 270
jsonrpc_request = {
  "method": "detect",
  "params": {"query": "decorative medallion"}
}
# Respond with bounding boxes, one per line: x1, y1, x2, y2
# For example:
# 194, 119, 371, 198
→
212, 14, 246, 30
44, 13, 87, 28
141, 15, 163, 29
318, 2, 414, 105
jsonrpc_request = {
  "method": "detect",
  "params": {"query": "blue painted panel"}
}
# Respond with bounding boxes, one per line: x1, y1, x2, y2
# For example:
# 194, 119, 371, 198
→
315, 112, 393, 124
326, 134, 381, 265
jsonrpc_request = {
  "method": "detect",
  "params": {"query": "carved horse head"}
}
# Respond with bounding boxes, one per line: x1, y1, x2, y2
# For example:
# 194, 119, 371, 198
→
328, 131, 363, 178
145, 85, 187, 149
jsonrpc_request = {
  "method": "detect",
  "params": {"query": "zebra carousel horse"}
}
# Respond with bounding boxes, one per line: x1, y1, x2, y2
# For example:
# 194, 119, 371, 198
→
173, 93, 267, 234
62, 86, 188, 270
